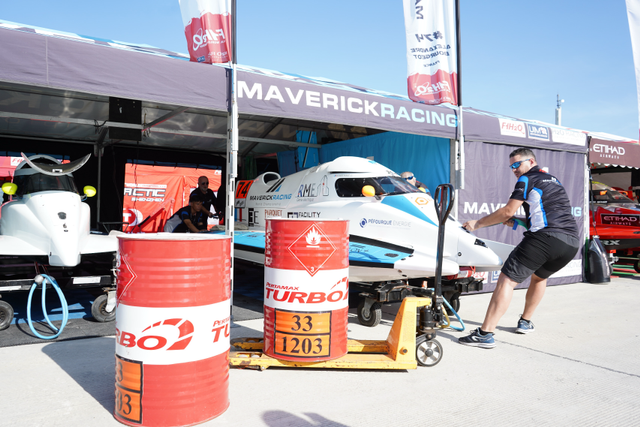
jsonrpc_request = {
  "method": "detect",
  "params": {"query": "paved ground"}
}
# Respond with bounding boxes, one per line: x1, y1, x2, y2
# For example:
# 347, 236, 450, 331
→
1, 277, 639, 427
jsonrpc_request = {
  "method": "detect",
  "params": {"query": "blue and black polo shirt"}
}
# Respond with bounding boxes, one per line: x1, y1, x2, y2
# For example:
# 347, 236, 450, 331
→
509, 166, 578, 239
164, 206, 207, 233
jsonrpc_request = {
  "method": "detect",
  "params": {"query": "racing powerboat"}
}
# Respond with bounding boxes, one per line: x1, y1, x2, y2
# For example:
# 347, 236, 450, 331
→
231, 156, 509, 325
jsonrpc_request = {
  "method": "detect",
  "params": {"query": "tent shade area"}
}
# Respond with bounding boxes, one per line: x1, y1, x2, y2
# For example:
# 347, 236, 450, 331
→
319, 132, 450, 194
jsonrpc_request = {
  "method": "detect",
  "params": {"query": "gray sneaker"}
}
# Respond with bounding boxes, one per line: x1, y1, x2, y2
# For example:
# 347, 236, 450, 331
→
515, 318, 535, 334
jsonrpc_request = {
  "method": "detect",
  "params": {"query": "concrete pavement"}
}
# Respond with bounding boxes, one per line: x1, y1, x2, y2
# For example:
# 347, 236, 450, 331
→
1, 277, 639, 427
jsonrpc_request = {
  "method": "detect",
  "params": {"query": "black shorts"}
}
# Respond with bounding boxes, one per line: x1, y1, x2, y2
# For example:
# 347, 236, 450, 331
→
501, 231, 579, 283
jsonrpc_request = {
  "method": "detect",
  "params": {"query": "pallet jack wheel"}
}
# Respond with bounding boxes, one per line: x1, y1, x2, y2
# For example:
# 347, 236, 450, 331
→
415, 335, 443, 367
91, 294, 116, 323
0, 300, 14, 331
357, 300, 382, 327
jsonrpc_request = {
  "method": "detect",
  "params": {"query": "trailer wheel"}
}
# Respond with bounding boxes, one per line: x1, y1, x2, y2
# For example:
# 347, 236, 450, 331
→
357, 300, 382, 327
91, 294, 116, 323
416, 335, 443, 367
0, 300, 14, 331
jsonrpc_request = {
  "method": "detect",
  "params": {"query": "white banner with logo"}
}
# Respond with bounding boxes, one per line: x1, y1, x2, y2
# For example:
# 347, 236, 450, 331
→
179, 0, 232, 64
627, 0, 640, 140
115, 301, 230, 365
403, 0, 458, 105
264, 269, 349, 311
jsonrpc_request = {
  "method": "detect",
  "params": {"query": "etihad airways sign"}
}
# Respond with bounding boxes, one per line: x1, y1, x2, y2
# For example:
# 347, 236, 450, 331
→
592, 143, 625, 156
589, 137, 640, 167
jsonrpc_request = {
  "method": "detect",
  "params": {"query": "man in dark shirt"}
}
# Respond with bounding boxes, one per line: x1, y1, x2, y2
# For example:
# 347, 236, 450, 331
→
190, 175, 223, 221
163, 192, 208, 233
458, 148, 579, 348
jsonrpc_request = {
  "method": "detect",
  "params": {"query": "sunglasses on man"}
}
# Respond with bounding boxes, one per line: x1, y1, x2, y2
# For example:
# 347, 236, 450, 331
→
509, 159, 531, 170
404, 176, 415, 181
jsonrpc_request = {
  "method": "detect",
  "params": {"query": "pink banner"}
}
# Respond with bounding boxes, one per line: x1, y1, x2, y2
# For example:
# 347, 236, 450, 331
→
407, 69, 458, 106
179, 0, 232, 64
403, 0, 458, 105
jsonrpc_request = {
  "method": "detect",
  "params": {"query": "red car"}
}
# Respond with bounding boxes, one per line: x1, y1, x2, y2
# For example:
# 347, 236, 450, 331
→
590, 182, 640, 271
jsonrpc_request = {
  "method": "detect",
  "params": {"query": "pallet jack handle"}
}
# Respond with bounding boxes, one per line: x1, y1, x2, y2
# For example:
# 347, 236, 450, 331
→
417, 183, 455, 349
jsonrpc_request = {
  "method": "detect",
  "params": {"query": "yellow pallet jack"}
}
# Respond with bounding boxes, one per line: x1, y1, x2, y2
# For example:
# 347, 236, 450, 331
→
229, 296, 441, 370
229, 184, 456, 371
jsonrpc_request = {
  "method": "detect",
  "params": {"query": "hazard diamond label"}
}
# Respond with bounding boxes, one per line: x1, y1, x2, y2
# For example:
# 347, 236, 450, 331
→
287, 224, 336, 276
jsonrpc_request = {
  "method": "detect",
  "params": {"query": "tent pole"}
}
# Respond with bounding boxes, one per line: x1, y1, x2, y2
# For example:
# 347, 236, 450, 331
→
227, 0, 238, 322
455, 0, 465, 213
583, 137, 591, 278
97, 146, 102, 225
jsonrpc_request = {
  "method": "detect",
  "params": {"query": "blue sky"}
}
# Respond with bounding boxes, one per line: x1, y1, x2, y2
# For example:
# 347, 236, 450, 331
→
2, 0, 638, 140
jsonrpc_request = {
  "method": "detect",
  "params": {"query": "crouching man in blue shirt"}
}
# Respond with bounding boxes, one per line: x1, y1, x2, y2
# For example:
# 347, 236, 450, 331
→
163, 192, 209, 233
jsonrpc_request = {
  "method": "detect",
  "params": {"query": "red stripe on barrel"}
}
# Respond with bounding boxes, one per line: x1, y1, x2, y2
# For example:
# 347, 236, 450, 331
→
116, 235, 231, 307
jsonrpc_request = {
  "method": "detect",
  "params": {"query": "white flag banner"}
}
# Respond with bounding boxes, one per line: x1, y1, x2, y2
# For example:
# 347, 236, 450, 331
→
403, 0, 457, 105
627, 0, 640, 140
179, 0, 232, 64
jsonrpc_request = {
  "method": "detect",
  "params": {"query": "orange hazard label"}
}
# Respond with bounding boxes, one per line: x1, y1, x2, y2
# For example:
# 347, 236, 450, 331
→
115, 355, 143, 423
273, 310, 331, 357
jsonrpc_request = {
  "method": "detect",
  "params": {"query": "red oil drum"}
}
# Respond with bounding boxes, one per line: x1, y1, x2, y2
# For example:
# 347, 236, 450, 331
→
263, 219, 349, 362
114, 233, 231, 427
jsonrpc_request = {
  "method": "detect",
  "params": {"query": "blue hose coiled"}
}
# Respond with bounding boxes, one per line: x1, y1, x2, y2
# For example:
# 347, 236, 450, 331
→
442, 296, 465, 331
26, 274, 69, 339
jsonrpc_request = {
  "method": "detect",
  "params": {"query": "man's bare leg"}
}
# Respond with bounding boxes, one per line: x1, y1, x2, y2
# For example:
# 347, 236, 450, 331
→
521, 273, 547, 320
481, 272, 519, 333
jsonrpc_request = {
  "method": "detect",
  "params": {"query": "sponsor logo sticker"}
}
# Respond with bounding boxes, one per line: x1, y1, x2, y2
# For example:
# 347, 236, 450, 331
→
551, 128, 586, 146
527, 124, 549, 141
265, 209, 283, 218
359, 218, 393, 228
600, 214, 640, 226
10, 157, 23, 166
288, 212, 321, 218
498, 119, 526, 138
249, 194, 292, 201
115, 301, 230, 365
